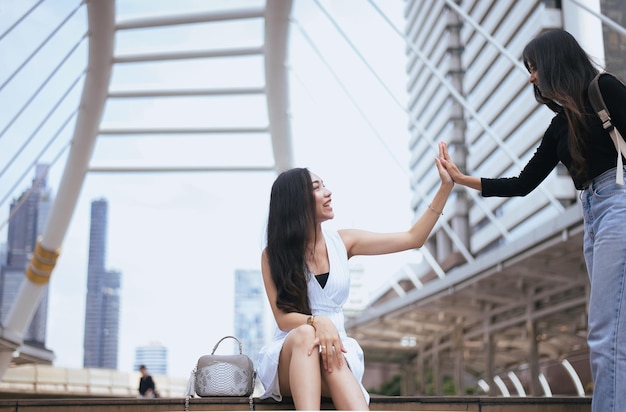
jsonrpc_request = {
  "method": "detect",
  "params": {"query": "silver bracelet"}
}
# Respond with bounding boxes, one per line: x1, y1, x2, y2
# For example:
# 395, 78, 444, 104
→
428, 204, 443, 216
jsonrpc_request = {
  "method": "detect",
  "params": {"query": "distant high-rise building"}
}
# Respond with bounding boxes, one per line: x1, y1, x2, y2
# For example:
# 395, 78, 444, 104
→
83, 199, 121, 369
343, 263, 368, 319
234, 269, 266, 360
0, 164, 52, 347
133, 342, 168, 375
0, 243, 6, 266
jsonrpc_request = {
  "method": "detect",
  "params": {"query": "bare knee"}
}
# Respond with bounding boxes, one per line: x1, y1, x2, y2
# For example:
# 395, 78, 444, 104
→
278, 325, 320, 397
285, 324, 317, 351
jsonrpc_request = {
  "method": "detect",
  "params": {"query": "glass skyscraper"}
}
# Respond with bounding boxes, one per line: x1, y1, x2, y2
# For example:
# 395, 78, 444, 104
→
0, 164, 52, 348
234, 269, 266, 361
82, 199, 121, 369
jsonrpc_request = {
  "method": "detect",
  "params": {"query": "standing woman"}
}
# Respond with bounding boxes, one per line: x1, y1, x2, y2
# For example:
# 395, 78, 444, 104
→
256, 161, 453, 410
439, 29, 626, 412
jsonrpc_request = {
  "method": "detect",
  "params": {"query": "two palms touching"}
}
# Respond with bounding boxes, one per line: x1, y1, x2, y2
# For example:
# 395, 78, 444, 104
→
437, 141, 463, 184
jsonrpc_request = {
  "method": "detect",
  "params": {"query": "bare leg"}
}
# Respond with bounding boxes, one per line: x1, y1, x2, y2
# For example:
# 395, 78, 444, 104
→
321, 356, 369, 411
278, 325, 321, 410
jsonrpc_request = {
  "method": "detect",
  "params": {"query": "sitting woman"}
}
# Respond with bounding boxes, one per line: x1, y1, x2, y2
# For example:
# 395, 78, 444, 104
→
256, 162, 453, 410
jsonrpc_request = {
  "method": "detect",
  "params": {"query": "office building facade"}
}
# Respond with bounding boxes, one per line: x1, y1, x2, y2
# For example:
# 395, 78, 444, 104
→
406, 0, 623, 263
83, 199, 121, 369
133, 342, 168, 375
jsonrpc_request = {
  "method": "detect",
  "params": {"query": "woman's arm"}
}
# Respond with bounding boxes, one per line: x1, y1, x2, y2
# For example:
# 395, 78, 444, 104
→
260, 250, 313, 332
339, 156, 454, 257
440, 120, 561, 197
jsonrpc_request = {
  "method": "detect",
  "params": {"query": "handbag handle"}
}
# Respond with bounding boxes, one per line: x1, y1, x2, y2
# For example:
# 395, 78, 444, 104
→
211, 335, 243, 355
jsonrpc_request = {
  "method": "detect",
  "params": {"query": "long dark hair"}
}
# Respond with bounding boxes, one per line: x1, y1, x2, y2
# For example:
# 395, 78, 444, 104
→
266, 168, 316, 314
522, 29, 599, 179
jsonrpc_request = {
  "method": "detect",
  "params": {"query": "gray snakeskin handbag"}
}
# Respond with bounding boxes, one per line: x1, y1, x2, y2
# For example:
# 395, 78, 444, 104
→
184, 336, 256, 411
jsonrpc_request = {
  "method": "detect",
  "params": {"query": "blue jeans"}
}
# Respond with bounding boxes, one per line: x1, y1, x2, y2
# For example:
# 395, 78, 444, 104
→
581, 167, 626, 412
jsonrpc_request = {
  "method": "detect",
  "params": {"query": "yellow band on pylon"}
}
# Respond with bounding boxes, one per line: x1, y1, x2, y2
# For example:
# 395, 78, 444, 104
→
25, 239, 61, 285
25, 265, 51, 285
34, 238, 60, 263
31, 256, 55, 273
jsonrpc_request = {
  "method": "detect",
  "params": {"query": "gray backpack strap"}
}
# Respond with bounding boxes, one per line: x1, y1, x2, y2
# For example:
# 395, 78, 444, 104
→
588, 72, 626, 185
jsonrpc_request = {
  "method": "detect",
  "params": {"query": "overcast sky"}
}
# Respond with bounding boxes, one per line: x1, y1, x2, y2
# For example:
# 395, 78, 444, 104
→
0, 0, 428, 379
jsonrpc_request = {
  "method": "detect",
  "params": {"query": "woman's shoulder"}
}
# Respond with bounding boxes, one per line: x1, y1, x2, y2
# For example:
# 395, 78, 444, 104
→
324, 226, 349, 249
322, 226, 341, 241
597, 72, 625, 87
596, 72, 626, 114
537, 112, 568, 146
547, 111, 567, 132
597, 72, 626, 97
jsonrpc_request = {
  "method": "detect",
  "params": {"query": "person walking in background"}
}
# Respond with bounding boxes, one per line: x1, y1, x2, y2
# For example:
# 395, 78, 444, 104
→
138, 364, 157, 398
255, 160, 453, 410
438, 28, 626, 412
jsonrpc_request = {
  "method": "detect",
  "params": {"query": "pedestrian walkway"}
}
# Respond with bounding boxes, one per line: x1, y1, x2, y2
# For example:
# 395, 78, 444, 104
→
0, 395, 592, 411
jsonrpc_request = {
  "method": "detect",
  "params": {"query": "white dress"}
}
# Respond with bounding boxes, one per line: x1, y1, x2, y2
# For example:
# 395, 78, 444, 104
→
256, 228, 370, 403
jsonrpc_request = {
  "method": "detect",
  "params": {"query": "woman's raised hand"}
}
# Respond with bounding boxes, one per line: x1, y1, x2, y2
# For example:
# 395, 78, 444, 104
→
434, 147, 454, 189
438, 141, 464, 183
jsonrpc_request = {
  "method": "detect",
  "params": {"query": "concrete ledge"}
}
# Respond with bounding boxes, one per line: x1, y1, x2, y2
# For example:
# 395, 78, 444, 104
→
0, 395, 592, 411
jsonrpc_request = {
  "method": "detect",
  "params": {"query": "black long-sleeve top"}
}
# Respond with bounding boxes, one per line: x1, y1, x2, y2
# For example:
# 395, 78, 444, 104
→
482, 74, 626, 195
139, 375, 155, 395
